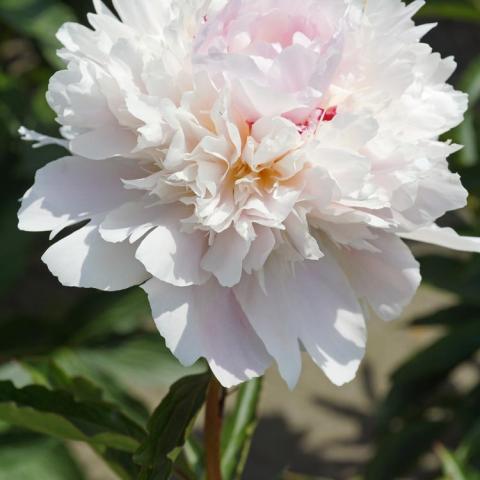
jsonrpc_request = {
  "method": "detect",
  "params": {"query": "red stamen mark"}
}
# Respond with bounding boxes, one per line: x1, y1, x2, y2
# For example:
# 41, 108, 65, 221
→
323, 106, 337, 122
296, 106, 337, 134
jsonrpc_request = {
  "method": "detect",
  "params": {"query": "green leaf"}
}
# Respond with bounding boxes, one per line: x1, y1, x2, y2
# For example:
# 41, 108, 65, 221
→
50, 349, 151, 427
375, 320, 480, 426
75, 334, 207, 390
453, 58, 480, 167
420, 256, 480, 303
21, 359, 104, 403
181, 437, 204, 479
0, 197, 32, 299
0, 432, 85, 480
281, 473, 333, 480
392, 320, 480, 386
0, 381, 146, 453
0, 0, 76, 68
415, 0, 480, 22
411, 305, 480, 329
68, 289, 152, 346
436, 444, 468, 480
134, 373, 211, 480
221, 378, 262, 480
365, 421, 446, 480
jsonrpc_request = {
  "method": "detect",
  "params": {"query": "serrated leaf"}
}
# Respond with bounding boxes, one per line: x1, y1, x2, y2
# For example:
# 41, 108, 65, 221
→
134, 373, 211, 480
0, 381, 146, 452
221, 378, 262, 480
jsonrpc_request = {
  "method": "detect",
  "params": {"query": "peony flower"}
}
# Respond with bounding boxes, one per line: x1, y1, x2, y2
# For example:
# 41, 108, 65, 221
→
18, 0, 480, 388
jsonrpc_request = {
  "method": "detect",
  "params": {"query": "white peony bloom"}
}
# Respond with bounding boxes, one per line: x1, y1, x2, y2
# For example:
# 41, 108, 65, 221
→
18, 0, 480, 388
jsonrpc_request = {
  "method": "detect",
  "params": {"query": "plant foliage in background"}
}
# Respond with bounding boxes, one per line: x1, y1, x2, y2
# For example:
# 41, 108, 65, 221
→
1, 0, 480, 479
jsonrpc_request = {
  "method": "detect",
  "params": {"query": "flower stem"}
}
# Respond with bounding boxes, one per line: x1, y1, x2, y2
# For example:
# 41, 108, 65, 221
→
205, 376, 225, 480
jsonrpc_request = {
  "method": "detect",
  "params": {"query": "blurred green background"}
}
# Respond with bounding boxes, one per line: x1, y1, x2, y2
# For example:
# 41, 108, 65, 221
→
1, 0, 480, 479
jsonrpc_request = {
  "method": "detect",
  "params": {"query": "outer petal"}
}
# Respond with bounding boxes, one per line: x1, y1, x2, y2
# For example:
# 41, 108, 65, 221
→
234, 253, 366, 388
69, 126, 137, 160
142, 277, 272, 387
135, 205, 211, 287
42, 225, 149, 291
18, 156, 142, 236
336, 233, 421, 321
99, 199, 162, 243
401, 224, 480, 253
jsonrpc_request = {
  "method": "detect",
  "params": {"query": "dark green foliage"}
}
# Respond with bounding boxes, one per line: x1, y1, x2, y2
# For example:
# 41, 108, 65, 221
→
134, 374, 211, 479
221, 378, 262, 480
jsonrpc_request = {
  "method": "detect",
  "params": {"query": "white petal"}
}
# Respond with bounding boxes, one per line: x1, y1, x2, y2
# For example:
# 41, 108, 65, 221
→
337, 233, 421, 321
69, 125, 137, 160
18, 156, 142, 235
42, 225, 149, 291
99, 199, 160, 243
19, 127, 68, 149
142, 277, 272, 387
401, 224, 480, 253
135, 206, 210, 286
284, 210, 324, 260
243, 226, 276, 274
201, 228, 250, 287
93, 0, 115, 17
234, 253, 366, 388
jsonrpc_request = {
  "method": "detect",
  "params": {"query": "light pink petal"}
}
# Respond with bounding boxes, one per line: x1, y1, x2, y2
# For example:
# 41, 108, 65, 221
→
99, 199, 160, 243
401, 224, 480, 253
337, 233, 421, 321
42, 224, 149, 291
234, 79, 302, 120
69, 125, 137, 160
18, 155, 141, 236
234, 253, 366, 388
243, 226, 276, 274
201, 228, 250, 287
142, 277, 272, 387
284, 210, 323, 260
136, 206, 211, 287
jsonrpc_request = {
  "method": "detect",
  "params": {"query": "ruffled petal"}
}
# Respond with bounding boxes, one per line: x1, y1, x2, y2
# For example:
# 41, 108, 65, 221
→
234, 253, 366, 388
42, 225, 149, 291
336, 233, 421, 321
135, 205, 211, 286
401, 224, 480, 253
18, 156, 142, 236
69, 125, 137, 160
142, 277, 272, 387
201, 228, 250, 287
